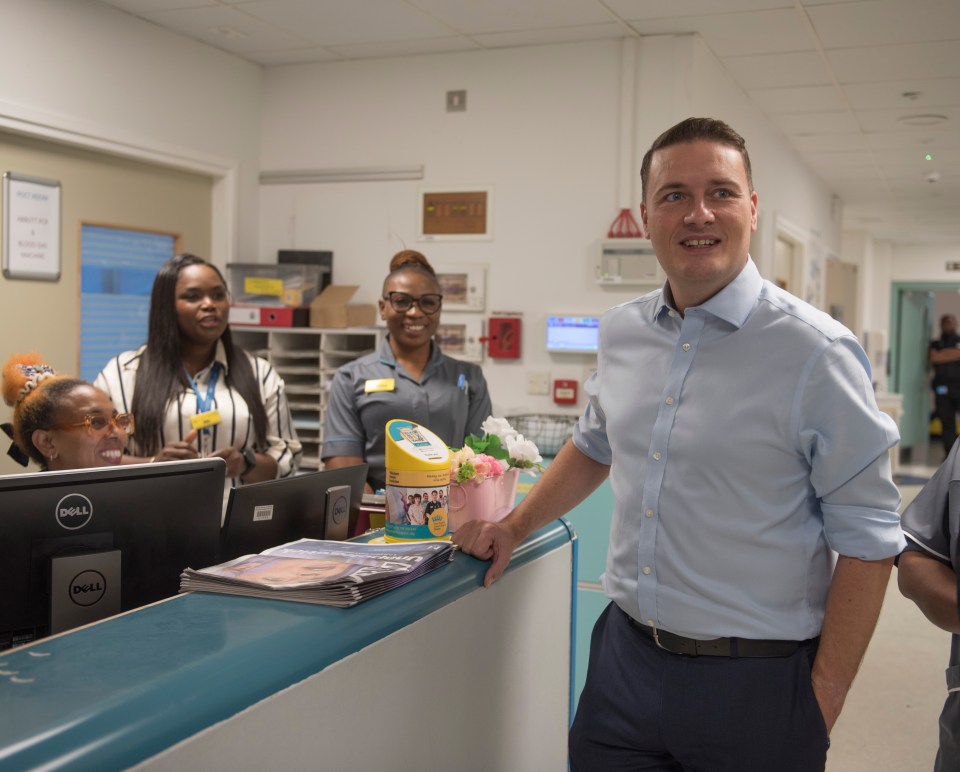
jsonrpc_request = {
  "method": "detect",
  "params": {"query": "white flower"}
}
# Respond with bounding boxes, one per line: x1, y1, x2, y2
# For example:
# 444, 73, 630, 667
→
480, 416, 517, 441
449, 446, 476, 468
505, 434, 542, 467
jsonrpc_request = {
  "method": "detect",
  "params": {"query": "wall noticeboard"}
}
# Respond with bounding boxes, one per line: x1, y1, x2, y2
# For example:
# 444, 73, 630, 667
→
2, 172, 62, 281
417, 187, 492, 242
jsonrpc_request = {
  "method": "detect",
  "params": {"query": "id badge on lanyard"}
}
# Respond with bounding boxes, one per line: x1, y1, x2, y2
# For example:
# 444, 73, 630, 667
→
185, 364, 221, 457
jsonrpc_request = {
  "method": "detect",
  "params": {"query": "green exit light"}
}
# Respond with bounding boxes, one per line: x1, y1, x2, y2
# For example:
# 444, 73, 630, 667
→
925, 153, 934, 161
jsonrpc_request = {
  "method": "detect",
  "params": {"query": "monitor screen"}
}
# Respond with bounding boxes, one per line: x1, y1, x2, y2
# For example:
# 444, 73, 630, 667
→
220, 463, 369, 562
0, 458, 225, 650
546, 315, 601, 353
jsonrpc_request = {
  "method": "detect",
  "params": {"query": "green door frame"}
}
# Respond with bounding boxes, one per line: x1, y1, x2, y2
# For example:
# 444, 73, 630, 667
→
890, 281, 960, 393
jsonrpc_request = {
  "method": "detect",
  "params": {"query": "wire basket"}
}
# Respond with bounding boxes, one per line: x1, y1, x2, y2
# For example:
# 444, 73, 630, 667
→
506, 413, 579, 457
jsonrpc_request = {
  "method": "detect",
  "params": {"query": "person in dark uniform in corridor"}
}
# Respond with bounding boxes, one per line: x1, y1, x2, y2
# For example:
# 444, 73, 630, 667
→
930, 314, 960, 453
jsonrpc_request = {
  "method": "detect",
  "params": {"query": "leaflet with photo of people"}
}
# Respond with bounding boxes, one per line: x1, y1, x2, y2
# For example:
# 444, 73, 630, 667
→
179, 538, 456, 607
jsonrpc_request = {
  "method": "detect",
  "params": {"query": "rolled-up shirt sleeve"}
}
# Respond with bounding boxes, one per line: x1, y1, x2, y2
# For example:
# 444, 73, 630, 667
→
799, 337, 906, 559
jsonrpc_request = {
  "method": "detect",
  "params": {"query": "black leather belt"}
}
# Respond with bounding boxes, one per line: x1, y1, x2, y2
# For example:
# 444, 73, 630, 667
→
627, 615, 812, 658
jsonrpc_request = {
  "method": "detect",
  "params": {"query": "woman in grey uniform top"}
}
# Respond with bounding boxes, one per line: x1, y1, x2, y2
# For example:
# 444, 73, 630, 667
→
321, 249, 492, 492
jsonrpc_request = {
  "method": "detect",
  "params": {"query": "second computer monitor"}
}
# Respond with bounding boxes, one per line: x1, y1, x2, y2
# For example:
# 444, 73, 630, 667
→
220, 463, 368, 561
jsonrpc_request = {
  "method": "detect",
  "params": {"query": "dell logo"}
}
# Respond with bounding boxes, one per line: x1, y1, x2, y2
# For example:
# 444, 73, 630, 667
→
70, 570, 107, 607
331, 495, 347, 525
55, 494, 94, 530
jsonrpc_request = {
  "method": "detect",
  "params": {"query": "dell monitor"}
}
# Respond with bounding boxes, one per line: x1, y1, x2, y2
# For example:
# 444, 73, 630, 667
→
220, 463, 368, 562
0, 458, 226, 650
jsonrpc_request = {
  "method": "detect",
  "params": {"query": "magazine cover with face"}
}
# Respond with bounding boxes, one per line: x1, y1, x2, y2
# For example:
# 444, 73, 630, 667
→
180, 538, 456, 607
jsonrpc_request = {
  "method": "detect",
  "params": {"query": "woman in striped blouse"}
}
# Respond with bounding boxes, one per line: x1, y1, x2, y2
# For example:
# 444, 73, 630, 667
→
95, 254, 301, 507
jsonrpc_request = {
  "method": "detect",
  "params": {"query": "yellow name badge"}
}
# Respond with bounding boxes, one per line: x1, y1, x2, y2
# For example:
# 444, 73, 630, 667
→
364, 378, 396, 393
190, 410, 222, 430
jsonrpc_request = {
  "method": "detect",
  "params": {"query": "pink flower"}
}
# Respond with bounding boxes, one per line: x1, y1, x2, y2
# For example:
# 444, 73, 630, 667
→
470, 453, 504, 484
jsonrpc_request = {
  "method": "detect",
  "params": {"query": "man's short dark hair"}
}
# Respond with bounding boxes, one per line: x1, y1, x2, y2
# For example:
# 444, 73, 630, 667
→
640, 117, 753, 203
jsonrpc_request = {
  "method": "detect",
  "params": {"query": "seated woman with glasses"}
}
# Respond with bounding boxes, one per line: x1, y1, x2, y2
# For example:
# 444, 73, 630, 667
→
2, 353, 133, 471
322, 249, 492, 492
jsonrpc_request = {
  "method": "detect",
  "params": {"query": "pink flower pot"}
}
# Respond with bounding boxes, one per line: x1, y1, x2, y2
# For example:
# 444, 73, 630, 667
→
447, 468, 519, 531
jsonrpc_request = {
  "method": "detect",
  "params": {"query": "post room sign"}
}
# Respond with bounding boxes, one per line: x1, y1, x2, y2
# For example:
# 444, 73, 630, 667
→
2, 172, 61, 281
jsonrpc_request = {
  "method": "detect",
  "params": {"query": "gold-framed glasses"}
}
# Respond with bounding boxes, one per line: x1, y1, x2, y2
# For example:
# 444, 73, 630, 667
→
59, 413, 135, 436
383, 292, 443, 315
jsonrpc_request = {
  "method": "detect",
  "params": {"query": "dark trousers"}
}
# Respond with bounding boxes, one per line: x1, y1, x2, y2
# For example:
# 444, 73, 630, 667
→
569, 603, 829, 772
934, 384, 960, 453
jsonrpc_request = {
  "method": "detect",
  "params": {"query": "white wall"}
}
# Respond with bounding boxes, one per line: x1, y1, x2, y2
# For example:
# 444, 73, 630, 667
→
259, 35, 842, 417
0, 0, 263, 265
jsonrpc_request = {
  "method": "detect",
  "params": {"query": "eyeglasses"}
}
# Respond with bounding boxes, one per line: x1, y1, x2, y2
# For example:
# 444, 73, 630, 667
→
59, 413, 135, 436
383, 292, 443, 315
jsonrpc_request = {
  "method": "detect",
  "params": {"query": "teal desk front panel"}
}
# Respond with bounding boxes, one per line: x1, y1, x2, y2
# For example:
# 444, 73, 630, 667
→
0, 521, 574, 772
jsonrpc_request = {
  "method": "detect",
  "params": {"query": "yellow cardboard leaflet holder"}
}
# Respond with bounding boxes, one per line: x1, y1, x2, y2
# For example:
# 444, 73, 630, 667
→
384, 419, 451, 543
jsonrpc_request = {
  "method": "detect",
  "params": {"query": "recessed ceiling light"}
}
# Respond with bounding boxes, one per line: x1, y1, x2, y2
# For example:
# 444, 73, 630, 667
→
898, 114, 948, 126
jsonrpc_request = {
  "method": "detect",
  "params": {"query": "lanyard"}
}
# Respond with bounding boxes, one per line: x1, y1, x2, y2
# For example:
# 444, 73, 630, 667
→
184, 363, 220, 416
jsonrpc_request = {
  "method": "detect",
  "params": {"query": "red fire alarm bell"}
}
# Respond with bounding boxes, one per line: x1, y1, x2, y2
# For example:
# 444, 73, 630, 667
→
553, 379, 578, 405
484, 316, 522, 359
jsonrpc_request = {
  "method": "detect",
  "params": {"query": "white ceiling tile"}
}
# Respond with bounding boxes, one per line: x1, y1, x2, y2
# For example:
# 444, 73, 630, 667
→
245, 47, 343, 66
790, 133, 871, 152
98, 0, 211, 11
624, 9, 815, 56
805, 151, 879, 169
140, 6, 314, 52
238, 0, 455, 46
605, 0, 793, 22
843, 78, 960, 110
829, 41, 960, 84
722, 51, 833, 89
326, 36, 482, 59
472, 24, 627, 49
769, 110, 862, 135
807, 0, 960, 49
864, 131, 960, 151
854, 107, 960, 133
407, 0, 613, 34
748, 85, 845, 113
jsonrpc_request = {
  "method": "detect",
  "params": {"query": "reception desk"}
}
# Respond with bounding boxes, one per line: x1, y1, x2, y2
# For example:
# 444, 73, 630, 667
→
0, 521, 576, 772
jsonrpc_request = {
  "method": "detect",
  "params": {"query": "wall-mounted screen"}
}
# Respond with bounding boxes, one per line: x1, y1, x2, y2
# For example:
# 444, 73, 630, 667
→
546, 315, 600, 354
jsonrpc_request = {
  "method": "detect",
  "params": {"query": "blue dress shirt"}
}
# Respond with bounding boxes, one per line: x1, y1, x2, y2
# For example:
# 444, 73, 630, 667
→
574, 258, 906, 641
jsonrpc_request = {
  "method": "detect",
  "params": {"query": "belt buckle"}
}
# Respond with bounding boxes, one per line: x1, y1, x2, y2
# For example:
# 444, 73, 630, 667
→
649, 622, 670, 653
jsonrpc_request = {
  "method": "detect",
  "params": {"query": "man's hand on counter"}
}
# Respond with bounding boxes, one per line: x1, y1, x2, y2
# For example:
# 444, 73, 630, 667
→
452, 518, 523, 587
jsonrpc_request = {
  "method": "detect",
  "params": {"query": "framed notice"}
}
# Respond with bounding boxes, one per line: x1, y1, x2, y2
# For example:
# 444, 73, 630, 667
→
435, 317, 484, 362
435, 262, 487, 313
417, 187, 493, 242
2, 172, 61, 281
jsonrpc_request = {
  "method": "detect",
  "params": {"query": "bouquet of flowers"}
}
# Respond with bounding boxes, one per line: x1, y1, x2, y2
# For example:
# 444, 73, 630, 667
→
449, 416, 543, 485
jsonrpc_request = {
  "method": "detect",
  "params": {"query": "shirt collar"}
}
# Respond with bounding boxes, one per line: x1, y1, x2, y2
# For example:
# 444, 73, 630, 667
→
654, 256, 761, 329
212, 340, 230, 373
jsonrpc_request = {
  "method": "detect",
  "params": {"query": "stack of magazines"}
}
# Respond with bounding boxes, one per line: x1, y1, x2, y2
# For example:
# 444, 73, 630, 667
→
180, 538, 456, 607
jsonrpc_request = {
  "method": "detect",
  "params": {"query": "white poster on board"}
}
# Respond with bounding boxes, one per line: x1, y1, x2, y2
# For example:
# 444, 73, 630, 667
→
2, 173, 61, 281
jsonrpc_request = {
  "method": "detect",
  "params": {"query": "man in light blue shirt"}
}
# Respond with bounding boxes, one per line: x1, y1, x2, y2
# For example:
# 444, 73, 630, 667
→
454, 117, 905, 771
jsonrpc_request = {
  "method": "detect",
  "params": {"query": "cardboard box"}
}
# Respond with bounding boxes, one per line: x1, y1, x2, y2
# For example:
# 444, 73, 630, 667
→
310, 285, 376, 328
